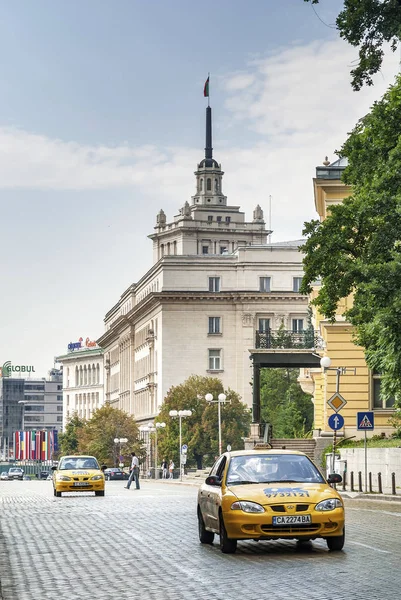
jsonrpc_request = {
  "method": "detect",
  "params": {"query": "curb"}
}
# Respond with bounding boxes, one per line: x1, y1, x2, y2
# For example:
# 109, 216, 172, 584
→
340, 491, 401, 504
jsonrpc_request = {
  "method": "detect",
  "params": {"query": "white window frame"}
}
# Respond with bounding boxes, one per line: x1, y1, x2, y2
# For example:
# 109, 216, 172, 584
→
372, 372, 396, 410
293, 277, 303, 292
259, 277, 271, 292
208, 317, 221, 335
208, 349, 222, 371
258, 318, 270, 333
209, 277, 221, 292
292, 319, 304, 332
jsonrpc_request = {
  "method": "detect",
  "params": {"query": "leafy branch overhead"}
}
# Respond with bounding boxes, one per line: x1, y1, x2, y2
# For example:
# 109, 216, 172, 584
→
304, 0, 401, 90
301, 74, 401, 402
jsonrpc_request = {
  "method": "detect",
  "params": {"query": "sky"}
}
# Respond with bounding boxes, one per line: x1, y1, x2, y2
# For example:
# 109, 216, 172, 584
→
0, 0, 399, 377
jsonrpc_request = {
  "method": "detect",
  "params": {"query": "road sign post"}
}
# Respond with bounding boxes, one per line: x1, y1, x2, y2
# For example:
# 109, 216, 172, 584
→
357, 412, 374, 492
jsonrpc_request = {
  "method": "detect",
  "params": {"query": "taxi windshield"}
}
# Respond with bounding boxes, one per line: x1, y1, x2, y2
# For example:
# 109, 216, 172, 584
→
226, 454, 324, 485
59, 457, 99, 470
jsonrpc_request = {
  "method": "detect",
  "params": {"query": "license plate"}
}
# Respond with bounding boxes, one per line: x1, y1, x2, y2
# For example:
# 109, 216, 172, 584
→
73, 482, 90, 487
272, 515, 311, 525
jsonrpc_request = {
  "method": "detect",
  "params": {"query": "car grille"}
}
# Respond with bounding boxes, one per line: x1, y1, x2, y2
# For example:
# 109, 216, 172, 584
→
72, 477, 89, 481
270, 504, 310, 513
261, 524, 320, 534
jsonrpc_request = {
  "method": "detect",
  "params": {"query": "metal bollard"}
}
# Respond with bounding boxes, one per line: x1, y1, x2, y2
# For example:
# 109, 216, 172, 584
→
392, 472, 396, 496
350, 471, 354, 492
369, 472, 372, 493
342, 470, 347, 491
358, 471, 362, 492
378, 472, 383, 494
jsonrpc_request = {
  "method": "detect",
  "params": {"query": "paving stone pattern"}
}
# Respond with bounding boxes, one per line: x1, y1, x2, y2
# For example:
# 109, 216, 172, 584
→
0, 481, 400, 600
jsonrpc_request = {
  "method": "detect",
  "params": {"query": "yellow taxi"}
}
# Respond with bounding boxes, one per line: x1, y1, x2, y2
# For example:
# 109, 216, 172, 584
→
197, 449, 344, 553
52, 455, 106, 497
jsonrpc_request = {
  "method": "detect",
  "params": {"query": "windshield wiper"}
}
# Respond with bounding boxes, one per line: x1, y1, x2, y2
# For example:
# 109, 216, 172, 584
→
262, 479, 300, 484
227, 480, 260, 486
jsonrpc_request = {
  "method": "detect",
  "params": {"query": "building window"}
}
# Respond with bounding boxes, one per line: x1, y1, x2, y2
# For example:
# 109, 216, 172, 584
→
202, 246, 209, 255
57, 395, 62, 401
24, 405, 44, 412
372, 373, 396, 409
217, 216, 222, 223
208, 317, 221, 334
293, 277, 303, 292
215, 179, 219, 192
209, 277, 220, 292
225, 216, 231, 223
57, 416, 63, 422
258, 318, 270, 333
57, 384, 62, 390
292, 319, 304, 332
220, 246, 227, 254
200, 178, 203, 191
208, 215, 213, 222
259, 277, 271, 292
209, 349, 221, 370
57, 406, 63, 411
207, 178, 212, 191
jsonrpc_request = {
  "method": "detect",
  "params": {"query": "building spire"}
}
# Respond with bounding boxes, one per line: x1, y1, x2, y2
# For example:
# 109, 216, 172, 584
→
205, 106, 213, 165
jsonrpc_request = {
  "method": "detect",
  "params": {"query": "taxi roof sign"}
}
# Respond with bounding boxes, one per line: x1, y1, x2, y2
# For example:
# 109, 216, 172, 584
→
327, 392, 347, 413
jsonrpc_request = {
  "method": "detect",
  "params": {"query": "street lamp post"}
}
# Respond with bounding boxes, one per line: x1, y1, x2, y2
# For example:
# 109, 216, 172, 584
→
169, 410, 192, 481
113, 437, 128, 468
320, 356, 356, 479
205, 393, 229, 456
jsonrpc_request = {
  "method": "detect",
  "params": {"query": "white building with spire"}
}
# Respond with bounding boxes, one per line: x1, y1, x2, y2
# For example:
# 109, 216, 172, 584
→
97, 105, 307, 423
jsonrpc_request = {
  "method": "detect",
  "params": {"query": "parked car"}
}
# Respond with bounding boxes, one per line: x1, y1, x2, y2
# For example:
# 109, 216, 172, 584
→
8, 467, 24, 480
39, 471, 51, 480
52, 455, 107, 497
104, 468, 129, 481
197, 449, 344, 554
0, 471, 9, 481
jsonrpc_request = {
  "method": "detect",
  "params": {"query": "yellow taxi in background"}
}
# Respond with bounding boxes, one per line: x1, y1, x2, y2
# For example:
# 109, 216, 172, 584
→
52, 455, 106, 497
197, 449, 344, 554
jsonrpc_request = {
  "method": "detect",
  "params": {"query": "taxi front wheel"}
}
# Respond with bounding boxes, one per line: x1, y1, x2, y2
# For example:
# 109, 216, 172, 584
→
326, 528, 345, 552
219, 514, 237, 554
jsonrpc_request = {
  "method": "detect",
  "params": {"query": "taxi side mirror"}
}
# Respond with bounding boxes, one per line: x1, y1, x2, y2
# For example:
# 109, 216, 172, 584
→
327, 473, 342, 484
205, 475, 222, 487
51, 466, 57, 471
101, 465, 107, 471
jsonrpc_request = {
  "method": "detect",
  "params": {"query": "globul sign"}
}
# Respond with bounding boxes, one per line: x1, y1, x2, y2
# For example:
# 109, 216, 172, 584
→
68, 337, 98, 352
0, 362, 36, 377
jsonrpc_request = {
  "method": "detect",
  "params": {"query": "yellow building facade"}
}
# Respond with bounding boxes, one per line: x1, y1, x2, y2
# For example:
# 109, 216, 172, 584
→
309, 158, 395, 439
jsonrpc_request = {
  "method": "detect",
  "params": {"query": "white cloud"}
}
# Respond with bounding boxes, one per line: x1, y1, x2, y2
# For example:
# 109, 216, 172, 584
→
0, 38, 399, 242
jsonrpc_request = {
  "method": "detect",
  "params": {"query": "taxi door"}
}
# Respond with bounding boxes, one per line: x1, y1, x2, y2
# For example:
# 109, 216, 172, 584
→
206, 456, 227, 531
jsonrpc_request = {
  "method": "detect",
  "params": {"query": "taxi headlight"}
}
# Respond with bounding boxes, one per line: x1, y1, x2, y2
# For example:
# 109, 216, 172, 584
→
56, 475, 72, 481
91, 475, 103, 481
315, 498, 343, 511
231, 501, 265, 513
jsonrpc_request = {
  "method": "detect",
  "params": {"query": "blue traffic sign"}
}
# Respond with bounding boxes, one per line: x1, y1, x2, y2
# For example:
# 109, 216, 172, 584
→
357, 411, 374, 431
328, 413, 344, 431
181, 444, 188, 453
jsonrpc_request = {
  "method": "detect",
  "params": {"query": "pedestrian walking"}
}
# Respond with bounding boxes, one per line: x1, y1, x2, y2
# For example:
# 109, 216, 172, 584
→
161, 459, 168, 479
125, 452, 140, 490
169, 460, 174, 479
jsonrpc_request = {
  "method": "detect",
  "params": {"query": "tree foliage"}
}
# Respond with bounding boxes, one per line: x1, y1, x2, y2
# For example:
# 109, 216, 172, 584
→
304, 0, 401, 90
156, 375, 251, 469
260, 369, 314, 438
63, 404, 142, 467
301, 75, 401, 402
58, 413, 86, 456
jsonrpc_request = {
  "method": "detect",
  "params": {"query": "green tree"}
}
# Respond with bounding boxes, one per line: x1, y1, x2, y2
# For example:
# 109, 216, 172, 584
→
76, 404, 142, 466
58, 412, 86, 456
156, 375, 251, 469
301, 75, 401, 402
260, 369, 314, 438
304, 0, 401, 90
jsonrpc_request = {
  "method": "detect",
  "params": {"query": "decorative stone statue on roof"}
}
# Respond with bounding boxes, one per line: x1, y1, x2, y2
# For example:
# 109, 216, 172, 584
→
253, 204, 264, 223
156, 209, 166, 225
182, 201, 192, 218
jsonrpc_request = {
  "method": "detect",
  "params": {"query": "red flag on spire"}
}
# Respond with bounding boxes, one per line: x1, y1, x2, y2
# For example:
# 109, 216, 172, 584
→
204, 76, 209, 97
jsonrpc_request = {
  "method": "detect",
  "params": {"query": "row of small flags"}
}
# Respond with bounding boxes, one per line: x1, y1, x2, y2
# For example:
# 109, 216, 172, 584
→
14, 430, 58, 460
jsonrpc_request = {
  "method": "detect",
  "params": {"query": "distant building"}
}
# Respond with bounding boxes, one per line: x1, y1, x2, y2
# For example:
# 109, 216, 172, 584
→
0, 369, 63, 459
98, 105, 308, 423
55, 336, 104, 426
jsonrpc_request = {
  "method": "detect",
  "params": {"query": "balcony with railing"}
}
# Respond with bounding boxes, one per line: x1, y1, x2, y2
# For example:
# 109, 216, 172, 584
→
255, 329, 323, 350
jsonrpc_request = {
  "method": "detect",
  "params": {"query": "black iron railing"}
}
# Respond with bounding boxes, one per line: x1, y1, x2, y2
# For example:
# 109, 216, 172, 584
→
256, 329, 322, 350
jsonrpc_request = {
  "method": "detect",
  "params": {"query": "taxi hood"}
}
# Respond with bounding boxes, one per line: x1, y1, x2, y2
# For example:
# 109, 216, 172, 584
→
226, 482, 339, 504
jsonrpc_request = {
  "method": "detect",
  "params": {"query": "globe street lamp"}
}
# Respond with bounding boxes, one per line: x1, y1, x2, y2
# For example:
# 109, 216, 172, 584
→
169, 409, 192, 481
205, 393, 229, 456
113, 437, 128, 468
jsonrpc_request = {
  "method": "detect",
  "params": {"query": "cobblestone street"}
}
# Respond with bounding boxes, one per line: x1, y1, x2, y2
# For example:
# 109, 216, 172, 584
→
0, 480, 401, 600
